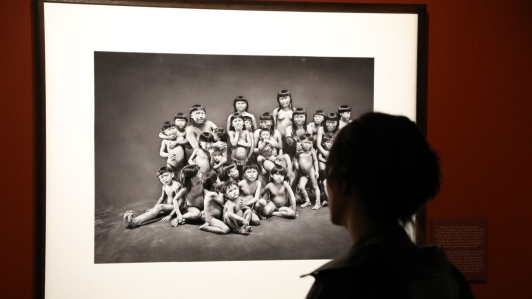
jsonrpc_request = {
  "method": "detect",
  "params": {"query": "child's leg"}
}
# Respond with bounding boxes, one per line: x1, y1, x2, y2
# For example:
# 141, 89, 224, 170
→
123, 204, 174, 228
257, 155, 267, 174
182, 207, 202, 221
309, 169, 321, 210
199, 217, 230, 234
257, 201, 278, 217
253, 198, 268, 220
272, 207, 297, 219
298, 176, 311, 207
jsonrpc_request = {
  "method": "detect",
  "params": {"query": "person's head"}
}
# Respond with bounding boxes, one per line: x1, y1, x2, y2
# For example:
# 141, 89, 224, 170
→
222, 180, 240, 200
213, 128, 228, 142
243, 116, 253, 131
157, 166, 174, 185
212, 150, 224, 163
180, 164, 200, 192
292, 107, 307, 131
202, 171, 219, 192
223, 163, 240, 180
338, 105, 352, 120
321, 133, 334, 151
314, 110, 325, 126
324, 112, 340, 133
276, 90, 293, 110
283, 136, 297, 159
325, 112, 440, 227
189, 105, 206, 125
161, 121, 177, 136
259, 112, 275, 135
198, 132, 215, 151
229, 113, 244, 132
270, 164, 288, 184
299, 133, 313, 151
173, 112, 188, 129
233, 95, 249, 113
243, 163, 259, 181
259, 129, 271, 141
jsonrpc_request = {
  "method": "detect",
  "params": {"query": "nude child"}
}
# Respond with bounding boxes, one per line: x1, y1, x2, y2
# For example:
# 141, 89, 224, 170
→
238, 164, 263, 223
255, 165, 298, 219
295, 134, 321, 210
188, 132, 215, 174
170, 165, 205, 227
222, 181, 252, 235
199, 172, 231, 234
159, 121, 186, 173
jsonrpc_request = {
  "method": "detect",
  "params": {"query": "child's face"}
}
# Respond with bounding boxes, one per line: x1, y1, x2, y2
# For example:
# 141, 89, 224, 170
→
260, 131, 270, 140
213, 154, 222, 163
225, 184, 239, 199
229, 168, 240, 179
244, 169, 258, 181
271, 173, 285, 184
325, 120, 337, 132
174, 118, 187, 129
191, 110, 206, 124
278, 96, 291, 108
293, 114, 306, 125
235, 101, 247, 112
232, 118, 244, 130
244, 120, 252, 130
263, 120, 273, 129
301, 139, 313, 151
164, 126, 177, 137
314, 115, 324, 125
324, 141, 333, 150
340, 111, 351, 119
158, 172, 174, 185
199, 141, 212, 151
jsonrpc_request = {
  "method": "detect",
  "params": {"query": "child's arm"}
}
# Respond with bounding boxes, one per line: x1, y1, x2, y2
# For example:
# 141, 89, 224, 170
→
250, 115, 257, 132
213, 157, 227, 169
186, 127, 199, 149
318, 153, 327, 163
229, 131, 239, 148
150, 187, 166, 210
316, 128, 328, 156
243, 181, 262, 206
170, 188, 188, 220
284, 181, 297, 212
237, 131, 251, 148
159, 141, 170, 158
188, 148, 198, 165
247, 135, 254, 158
312, 150, 319, 179
260, 184, 270, 198
159, 132, 175, 140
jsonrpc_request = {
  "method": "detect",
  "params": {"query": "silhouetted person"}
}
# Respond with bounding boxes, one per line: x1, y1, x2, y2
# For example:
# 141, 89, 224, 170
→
305, 113, 474, 299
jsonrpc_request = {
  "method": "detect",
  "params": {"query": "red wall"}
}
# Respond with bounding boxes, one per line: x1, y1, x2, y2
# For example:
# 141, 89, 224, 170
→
1, 0, 531, 298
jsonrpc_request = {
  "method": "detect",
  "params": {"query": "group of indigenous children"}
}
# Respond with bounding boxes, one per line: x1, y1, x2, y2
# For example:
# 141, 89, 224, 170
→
123, 90, 352, 235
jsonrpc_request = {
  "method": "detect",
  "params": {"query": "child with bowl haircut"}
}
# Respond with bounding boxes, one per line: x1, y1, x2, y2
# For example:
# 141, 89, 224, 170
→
238, 164, 263, 223
123, 167, 183, 228
296, 133, 321, 209
255, 165, 298, 219
159, 121, 186, 173
308, 110, 325, 144
222, 180, 253, 235
338, 105, 352, 129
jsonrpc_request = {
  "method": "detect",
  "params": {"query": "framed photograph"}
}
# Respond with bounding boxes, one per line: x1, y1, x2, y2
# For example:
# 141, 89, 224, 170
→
35, 1, 427, 298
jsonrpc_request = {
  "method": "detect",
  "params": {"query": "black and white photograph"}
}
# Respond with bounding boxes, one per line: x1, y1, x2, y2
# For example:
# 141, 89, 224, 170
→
94, 52, 374, 263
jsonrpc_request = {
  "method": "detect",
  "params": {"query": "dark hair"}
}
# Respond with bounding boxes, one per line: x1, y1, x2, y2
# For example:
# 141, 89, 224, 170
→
157, 166, 173, 177
314, 110, 325, 117
283, 136, 297, 160
161, 121, 175, 132
180, 165, 200, 192
259, 112, 275, 136
324, 112, 340, 133
173, 112, 188, 123
326, 112, 441, 223
229, 113, 244, 132
243, 163, 259, 174
213, 128, 228, 142
221, 163, 238, 181
276, 90, 293, 112
243, 116, 254, 131
199, 132, 215, 143
338, 105, 351, 115
291, 107, 307, 132
321, 133, 334, 146
269, 164, 289, 182
233, 95, 249, 112
299, 133, 313, 142
259, 129, 271, 137
202, 171, 219, 192
189, 105, 206, 125
221, 180, 239, 196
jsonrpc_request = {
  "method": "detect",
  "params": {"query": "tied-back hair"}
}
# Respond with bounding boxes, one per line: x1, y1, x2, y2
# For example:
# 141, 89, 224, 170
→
276, 90, 293, 112
180, 164, 200, 192
291, 107, 308, 132
202, 171, 219, 192
233, 95, 249, 113
324, 112, 340, 133
260, 112, 275, 136
161, 121, 175, 132
283, 136, 298, 160
325, 112, 441, 224
269, 164, 289, 183
337, 105, 351, 115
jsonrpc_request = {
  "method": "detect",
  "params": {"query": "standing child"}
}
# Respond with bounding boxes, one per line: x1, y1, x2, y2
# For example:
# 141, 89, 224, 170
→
255, 165, 298, 219
159, 121, 186, 173
317, 133, 334, 207
307, 110, 325, 145
159, 113, 191, 159
295, 134, 321, 210
222, 180, 253, 235
338, 105, 352, 129
243, 115, 255, 161
123, 167, 183, 228
188, 132, 215, 174
238, 164, 263, 223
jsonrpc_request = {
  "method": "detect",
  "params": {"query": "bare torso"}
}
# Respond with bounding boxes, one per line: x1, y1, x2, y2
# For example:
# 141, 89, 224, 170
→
239, 180, 260, 205
186, 176, 204, 209
298, 151, 315, 176
230, 130, 250, 160
162, 181, 181, 204
193, 148, 211, 174
275, 108, 293, 138
266, 182, 289, 208
204, 190, 224, 220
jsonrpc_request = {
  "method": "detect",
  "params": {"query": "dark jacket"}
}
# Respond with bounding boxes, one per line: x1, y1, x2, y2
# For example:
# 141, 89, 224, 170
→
305, 241, 474, 299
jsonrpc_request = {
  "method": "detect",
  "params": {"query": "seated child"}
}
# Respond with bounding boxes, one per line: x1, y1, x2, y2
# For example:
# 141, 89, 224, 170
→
188, 132, 214, 174
199, 172, 231, 234
256, 129, 279, 174
159, 121, 186, 173
238, 164, 263, 223
170, 164, 205, 227
123, 167, 182, 228
255, 165, 298, 219
295, 134, 321, 210
222, 180, 252, 235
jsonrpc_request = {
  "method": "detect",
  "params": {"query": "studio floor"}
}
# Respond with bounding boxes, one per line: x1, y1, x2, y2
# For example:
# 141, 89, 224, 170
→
95, 201, 352, 264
